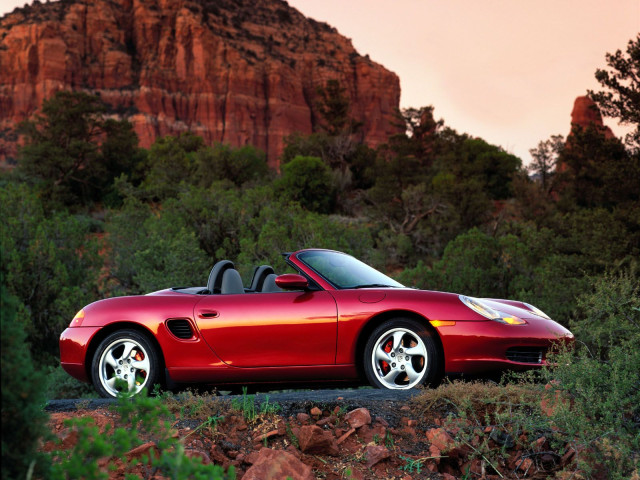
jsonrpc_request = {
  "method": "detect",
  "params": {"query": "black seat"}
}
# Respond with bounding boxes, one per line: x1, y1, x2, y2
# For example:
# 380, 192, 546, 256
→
207, 260, 234, 294
221, 268, 245, 294
249, 265, 275, 292
261, 273, 283, 292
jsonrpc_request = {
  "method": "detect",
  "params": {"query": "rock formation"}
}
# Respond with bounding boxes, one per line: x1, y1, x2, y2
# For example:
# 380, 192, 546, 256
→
569, 96, 614, 139
0, 0, 402, 168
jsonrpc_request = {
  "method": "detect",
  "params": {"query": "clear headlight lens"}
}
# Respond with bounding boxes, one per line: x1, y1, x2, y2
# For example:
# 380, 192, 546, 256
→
523, 302, 551, 320
459, 295, 526, 325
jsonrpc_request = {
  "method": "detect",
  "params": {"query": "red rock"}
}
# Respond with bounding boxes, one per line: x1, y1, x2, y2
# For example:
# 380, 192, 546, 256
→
309, 407, 322, 417
570, 96, 615, 139
0, 0, 402, 168
374, 417, 389, 427
125, 441, 155, 461
518, 457, 534, 472
242, 448, 314, 480
345, 407, 371, 429
316, 415, 337, 427
426, 428, 455, 452
244, 450, 261, 465
364, 445, 390, 468
184, 448, 211, 465
253, 429, 279, 443
296, 413, 310, 423
336, 427, 355, 445
298, 425, 339, 456
428, 444, 441, 461
534, 435, 547, 450
461, 458, 484, 476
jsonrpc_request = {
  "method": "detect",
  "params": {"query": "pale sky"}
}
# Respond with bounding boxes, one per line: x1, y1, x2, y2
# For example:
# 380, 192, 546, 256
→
2, 0, 639, 164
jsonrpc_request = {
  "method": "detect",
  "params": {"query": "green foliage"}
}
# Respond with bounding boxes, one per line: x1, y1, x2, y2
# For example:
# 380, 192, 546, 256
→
570, 269, 640, 357
558, 125, 639, 209
45, 365, 98, 400
140, 133, 203, 201
194, 143, 269, 187
275, 155, 335, 213
1, 286, 51, 480
315, 79, 357, 136
50, 391, 235, 479
528, 134, 564, 193
0, 182, 101, 363
105, 197, 209, 294
16, 90, 142, 208
590, 34, 640, 149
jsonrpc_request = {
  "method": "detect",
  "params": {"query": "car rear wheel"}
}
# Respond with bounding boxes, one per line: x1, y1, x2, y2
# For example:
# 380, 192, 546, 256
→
91, 329, 160, 398
364, 318, 439, 390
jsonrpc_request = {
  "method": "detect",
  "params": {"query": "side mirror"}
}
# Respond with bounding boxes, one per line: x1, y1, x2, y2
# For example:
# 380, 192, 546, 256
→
275, 274, 309, 290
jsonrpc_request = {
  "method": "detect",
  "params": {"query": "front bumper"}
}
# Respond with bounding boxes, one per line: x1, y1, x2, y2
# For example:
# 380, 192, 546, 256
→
59, 326, 102, 382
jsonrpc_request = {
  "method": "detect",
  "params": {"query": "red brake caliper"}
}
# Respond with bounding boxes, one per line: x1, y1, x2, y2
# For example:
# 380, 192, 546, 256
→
134, 351, 147, 381
381, 340, 392, 374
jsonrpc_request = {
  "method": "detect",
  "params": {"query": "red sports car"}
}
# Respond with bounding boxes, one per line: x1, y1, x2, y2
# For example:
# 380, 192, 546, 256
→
60, 249, 573, 398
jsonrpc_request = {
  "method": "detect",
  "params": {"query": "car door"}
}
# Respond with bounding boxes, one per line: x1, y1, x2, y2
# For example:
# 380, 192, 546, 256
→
193, 290, 337, 367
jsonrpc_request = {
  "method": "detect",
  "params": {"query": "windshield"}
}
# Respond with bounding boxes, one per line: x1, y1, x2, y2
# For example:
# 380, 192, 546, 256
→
297, 250, 404, 289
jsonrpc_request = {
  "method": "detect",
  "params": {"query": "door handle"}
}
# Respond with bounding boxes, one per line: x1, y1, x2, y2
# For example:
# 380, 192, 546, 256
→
198, 311, 219, 318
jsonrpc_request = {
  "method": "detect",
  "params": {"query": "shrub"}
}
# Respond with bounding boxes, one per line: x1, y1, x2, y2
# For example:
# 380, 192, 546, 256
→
50, 390, 236, 479
275, 155, 335, 213
1, 286, 51, 479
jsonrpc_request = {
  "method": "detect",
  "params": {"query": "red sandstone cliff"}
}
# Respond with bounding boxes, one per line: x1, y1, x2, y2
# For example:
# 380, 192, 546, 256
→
0, 0, 402, 167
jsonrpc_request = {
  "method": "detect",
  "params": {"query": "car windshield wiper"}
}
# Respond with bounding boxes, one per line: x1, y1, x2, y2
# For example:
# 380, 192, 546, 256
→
347, 284, 399, 289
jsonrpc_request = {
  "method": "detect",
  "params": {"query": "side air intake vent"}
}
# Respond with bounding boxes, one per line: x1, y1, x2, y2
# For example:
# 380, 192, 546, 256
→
167, 319, 194, 339
506, 347, 544, 364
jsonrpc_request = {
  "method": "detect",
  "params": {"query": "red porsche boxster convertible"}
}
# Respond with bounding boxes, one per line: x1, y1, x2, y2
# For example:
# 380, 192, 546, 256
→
60, 249, 573, 397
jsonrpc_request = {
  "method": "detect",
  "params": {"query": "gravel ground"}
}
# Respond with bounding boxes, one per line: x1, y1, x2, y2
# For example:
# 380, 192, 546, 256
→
45, 387, 421, 423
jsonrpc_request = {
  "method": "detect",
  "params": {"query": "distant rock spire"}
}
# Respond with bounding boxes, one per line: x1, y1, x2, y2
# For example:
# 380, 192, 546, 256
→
569, 96, 614, 139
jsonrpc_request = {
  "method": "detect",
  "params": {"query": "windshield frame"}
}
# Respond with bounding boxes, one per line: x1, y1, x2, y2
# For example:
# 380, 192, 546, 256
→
296, 250, 404, 290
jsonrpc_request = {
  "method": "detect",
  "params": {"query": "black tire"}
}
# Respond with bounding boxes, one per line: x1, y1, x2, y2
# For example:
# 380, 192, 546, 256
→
91, 329, 161, 398
363, 318, 440, 390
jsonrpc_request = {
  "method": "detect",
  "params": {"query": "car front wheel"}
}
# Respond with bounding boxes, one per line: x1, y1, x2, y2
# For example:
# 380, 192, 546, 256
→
91, 329, 160, 398
364, 318, 440, 389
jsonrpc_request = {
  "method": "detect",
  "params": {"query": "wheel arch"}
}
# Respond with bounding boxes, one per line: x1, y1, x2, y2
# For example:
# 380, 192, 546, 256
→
85, 322, 167, 387
354, 310, 445, 381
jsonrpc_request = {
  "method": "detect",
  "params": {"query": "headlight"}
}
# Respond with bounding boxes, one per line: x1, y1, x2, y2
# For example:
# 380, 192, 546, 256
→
459, 295, 526, 325
523, 302, 551, 320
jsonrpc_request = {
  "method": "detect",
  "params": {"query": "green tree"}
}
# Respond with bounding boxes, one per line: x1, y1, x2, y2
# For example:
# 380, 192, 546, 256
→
194, 143, 269, 187
105, 197, 209, 295
17, 90, 141, 207
590, 34, 640, 149
558, 125, 638, 209
140, 133, 204, 201
528, 134, 564, 193
315, 79, 357, 136
275, 155, 335, 213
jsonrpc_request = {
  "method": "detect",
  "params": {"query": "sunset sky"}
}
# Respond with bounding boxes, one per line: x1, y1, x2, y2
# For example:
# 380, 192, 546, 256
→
1, 0, 638, 164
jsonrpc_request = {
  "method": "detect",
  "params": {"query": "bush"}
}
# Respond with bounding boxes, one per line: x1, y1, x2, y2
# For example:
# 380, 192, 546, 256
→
105, 197, 209, 294
515, 271, 640, 478
0, 182, 101, 363
275, 155, 335, 213
1, 286, 51, 479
